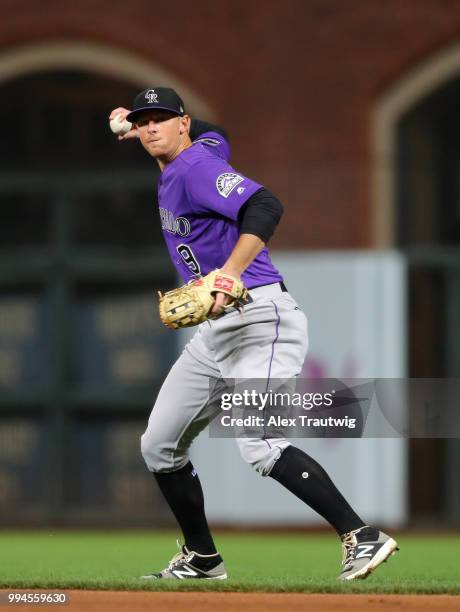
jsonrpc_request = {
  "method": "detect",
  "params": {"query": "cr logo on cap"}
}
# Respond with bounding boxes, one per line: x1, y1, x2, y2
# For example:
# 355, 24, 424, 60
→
145, 89, 158, 104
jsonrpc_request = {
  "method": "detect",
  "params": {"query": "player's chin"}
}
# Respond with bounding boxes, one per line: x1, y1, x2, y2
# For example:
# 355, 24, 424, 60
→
144, 141, 164, 156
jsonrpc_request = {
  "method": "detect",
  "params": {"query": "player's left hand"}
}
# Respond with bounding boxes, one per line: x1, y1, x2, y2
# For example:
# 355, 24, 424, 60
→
211, 292, 232, 315
158, 269, 248, 330
211, 266, 242, 315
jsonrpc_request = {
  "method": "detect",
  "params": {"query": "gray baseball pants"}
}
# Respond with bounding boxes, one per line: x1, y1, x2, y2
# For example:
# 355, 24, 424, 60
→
141, 282, 308, 476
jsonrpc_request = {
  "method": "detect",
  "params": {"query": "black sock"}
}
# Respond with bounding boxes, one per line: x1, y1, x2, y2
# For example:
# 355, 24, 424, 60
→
154, 462, 218, 555
270, 446, 365, 536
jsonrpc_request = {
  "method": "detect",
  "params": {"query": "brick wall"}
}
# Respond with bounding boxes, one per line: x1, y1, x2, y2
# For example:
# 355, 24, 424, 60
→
1, 0, 460, 248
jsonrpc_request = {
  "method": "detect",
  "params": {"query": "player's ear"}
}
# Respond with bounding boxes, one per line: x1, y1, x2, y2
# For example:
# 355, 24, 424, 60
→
179, 114, 191, 135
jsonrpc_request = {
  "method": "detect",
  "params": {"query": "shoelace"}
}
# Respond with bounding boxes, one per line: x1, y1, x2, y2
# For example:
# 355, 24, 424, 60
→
166, 551, 186, 570
341, 532, 356, 567
166, 540, 192, 570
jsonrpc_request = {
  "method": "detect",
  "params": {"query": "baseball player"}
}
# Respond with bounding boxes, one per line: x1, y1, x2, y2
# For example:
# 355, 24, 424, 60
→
109, 87, 398, 581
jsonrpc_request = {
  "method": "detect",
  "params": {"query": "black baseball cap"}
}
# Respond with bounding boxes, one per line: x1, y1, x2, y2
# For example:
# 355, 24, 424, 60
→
126, 87, 185, 122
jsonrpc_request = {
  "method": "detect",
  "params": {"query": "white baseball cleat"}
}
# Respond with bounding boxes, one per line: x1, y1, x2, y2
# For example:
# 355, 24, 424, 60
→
338, 526, 399, 580
140, 541, 227, 580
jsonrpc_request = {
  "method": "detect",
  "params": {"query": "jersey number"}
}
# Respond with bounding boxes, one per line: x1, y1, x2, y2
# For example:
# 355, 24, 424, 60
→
177, 244, 201, 275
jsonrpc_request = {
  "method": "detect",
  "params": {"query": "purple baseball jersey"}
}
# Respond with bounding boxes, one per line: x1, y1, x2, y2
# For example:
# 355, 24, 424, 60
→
157, 131, 283, 289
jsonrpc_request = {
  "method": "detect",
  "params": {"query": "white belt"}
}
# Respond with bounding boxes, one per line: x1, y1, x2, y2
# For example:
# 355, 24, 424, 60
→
248, 282, 286, 300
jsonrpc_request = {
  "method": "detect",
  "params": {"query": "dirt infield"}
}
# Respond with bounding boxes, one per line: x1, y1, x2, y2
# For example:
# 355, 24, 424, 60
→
3, 591, 460, 612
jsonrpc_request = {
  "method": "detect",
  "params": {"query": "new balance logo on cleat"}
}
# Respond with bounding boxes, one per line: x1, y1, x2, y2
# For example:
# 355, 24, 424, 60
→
140, 541, 227, 580
171, 566, 199, 579
338, 526, 399, 581
355, 544, 376, 559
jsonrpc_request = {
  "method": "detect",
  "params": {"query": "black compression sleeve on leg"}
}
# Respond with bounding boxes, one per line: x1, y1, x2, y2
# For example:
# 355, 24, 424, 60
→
154, 462, 218, 555
270, 446, 366, 536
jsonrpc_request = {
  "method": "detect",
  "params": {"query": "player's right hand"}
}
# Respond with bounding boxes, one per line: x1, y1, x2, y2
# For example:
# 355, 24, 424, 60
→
109, 107, 139, 140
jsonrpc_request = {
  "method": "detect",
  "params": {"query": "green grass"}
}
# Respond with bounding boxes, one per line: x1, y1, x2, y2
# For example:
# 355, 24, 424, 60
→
0, 531, 459, 594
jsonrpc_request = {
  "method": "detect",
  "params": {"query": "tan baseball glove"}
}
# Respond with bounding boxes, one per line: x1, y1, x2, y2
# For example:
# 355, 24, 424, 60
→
158, 269, 249, 329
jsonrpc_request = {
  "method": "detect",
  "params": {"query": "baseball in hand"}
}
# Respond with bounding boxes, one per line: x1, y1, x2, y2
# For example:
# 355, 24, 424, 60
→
110, 114, 133, 135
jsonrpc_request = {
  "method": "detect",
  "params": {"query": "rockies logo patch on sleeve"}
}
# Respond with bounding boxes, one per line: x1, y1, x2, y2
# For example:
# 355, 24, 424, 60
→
216, 173, 244, 198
